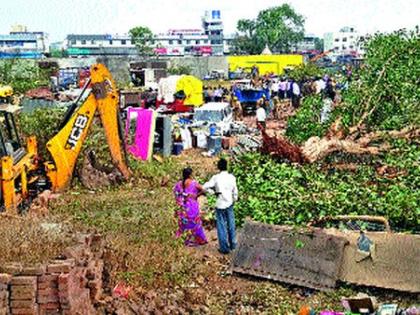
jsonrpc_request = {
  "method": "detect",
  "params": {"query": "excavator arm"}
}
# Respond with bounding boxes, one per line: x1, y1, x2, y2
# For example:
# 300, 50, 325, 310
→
45, 64, 131, 192
310, 49, 334, 63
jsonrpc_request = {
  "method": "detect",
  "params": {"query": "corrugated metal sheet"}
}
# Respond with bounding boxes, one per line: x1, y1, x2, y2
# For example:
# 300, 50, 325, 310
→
231, 221, 348, 291
324, 229, 420, 293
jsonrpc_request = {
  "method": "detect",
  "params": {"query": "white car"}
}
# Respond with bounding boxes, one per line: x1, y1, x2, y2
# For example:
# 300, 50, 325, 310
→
193, 102, 233, 135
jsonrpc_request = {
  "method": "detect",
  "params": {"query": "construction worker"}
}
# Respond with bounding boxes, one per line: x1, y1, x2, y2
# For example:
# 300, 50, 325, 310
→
256, 99, 266, 130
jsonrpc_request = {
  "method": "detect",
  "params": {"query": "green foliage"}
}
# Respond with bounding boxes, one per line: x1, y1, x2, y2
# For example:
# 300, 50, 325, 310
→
287, 62, 322, 81
314, 38, 324, 52
49, 48, 67, 58
338, 29, 420, 131
232, 4, 305, 54
232, 149, 419, 232
286, 95, 331, 144
0, 59, 50, 93
129, 26, 155, 56
167, 65, 192, 75
17, 108, 65, 158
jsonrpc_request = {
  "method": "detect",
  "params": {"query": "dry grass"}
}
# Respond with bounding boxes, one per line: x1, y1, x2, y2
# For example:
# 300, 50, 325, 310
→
0, 215, 76, 265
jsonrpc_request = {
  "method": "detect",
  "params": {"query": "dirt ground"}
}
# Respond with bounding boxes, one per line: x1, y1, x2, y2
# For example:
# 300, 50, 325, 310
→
15, 111, 418, 314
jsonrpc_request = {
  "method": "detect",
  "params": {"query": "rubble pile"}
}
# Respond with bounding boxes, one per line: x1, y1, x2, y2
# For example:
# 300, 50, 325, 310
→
0, 234, 104, 315
231, 135, 261, 157
25, 87, 55, 101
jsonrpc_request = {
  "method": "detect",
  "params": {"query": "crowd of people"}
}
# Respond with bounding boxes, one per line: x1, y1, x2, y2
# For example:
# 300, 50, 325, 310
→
203, 85, 230, 103
171, 69, 350, 255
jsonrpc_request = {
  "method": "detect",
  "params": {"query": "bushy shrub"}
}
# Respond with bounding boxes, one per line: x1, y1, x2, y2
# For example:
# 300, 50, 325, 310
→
0, 59, 50, 93
337, 29, 420, 131
232, 149, 419, 232
285, 95, 332, 144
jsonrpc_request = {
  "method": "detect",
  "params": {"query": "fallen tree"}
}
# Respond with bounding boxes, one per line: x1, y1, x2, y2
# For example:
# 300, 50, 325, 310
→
268, 29, 420, 164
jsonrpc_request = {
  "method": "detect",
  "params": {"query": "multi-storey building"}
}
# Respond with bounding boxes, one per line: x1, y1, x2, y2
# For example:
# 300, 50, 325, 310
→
202, 10, 224, 55
323, 26, 364, 57
65, 34, 137, 56
66, 10, 226, 57
0, 25, 49, 59
294, 34, 319, 53
154, 29, 211, 56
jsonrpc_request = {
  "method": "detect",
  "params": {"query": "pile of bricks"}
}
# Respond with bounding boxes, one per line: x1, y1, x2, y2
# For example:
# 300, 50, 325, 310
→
0, 234, 104, 315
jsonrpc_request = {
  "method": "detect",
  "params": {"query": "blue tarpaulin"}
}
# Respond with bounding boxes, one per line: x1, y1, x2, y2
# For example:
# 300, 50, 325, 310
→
233, 87, 270, 103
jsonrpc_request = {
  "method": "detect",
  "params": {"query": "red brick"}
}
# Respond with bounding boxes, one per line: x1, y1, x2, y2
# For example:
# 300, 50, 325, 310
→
10, 276, 37, 286
0, 290, 8, 299
37, 275, 58, 283
63, 245, 90, 263
39, 302, 60, 310
37, 282, 58, 290
20, 264, 46, 276
37, 288, 58, 296
39, 310, 60, 315
90, 287, 103, 303
10, 300, 36, 308
1, 264, 22, 276
37, 274, 59, 289
0, 307, 9, 315
10, 287, 36, 300
0, 299, 8, 308
37, 288, 59, 303
0, 274, 11, 284
10, 306, 38, 315
47, 263, 73, 274
86, 259, 104, 281
76, 234, 93, 247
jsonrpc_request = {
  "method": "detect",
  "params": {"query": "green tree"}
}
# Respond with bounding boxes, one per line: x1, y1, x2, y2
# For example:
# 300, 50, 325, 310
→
232, 4, 305, 54
314, 38, 324, 52
129, 26, 155, 56
167, 65, 192, 75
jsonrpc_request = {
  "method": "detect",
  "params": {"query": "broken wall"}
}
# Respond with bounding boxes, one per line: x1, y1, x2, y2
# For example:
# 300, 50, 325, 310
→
0, 234, 104, 315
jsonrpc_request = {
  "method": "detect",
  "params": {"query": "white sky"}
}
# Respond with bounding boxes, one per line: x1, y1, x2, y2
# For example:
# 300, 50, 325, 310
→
1, 0, 419, 41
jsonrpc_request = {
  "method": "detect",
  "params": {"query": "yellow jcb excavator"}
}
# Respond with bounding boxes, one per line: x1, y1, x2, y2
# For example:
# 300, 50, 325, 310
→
0, 63, 131, 213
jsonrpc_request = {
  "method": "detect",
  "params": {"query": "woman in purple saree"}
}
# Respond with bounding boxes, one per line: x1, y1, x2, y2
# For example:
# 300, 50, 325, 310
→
173, 168, 208, 246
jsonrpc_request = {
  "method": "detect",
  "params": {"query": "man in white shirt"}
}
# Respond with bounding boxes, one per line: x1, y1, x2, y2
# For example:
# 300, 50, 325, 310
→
256, 101, 267, 130
291, 80, 301, 108
203, 158, 238, 254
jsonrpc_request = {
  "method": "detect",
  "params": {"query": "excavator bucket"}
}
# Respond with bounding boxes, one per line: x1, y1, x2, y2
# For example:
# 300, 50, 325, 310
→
90, 64, 131, 179
46, 63, 131, 192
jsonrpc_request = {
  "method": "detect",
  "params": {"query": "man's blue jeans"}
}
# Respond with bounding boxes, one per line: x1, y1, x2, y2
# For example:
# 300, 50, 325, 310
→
216, 205, 236, 253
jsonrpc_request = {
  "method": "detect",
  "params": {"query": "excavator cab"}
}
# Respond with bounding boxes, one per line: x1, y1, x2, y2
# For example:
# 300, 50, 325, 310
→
0, 104, 25, 161
1, 63, 131, 213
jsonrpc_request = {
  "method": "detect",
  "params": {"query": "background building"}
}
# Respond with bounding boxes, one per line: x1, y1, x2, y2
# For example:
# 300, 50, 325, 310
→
294, 34, 319, 53
323, 26, 364, 57
65, 34, 137, 56
154, 29, 211, 56
66, 10, 225, 57
202, 10, 224, 55
0, 25, 49, 59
